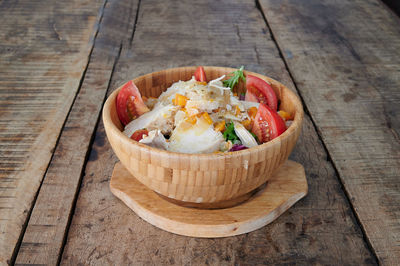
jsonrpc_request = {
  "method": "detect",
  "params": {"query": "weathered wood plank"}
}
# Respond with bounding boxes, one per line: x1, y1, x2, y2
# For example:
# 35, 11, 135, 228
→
258, 0, 400, 264
14, 0, 139, 264
0, 0, 104, 264
61, 0, 376, 264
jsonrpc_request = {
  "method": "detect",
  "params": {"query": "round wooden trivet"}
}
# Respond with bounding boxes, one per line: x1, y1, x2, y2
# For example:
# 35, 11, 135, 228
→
110, 160, 307, 238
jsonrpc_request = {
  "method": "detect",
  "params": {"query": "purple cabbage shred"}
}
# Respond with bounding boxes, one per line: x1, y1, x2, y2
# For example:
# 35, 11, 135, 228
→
229, 144, 248, 152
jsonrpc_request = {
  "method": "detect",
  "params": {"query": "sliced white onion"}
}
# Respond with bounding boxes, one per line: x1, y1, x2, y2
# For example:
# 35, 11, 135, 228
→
208, 75, 231, 95
233, 122, 258, 148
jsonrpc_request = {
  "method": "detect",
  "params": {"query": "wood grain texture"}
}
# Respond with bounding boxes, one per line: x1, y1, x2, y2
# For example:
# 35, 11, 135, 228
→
258, 0, 400, 264
110, 160, 307, 237
13, 0, 140, 264
0, 0, 104, 264
61, 0, 376, 264
103, 66, 303, 205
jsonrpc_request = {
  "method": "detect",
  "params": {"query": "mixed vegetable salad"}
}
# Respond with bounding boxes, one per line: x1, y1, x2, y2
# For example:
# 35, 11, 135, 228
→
116, 66, 293, 154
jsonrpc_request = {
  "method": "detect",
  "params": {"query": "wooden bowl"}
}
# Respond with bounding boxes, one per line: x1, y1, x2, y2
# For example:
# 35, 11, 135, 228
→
103, 66, 303, 208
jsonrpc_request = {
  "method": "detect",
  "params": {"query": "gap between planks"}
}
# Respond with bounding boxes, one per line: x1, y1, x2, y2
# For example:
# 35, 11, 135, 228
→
253, 0, 379, 262
257, 0, 400, 263
13, 0, 140, 264
11, 0, 111, 264
0, 5, 101, 266
56, 42, 123, 265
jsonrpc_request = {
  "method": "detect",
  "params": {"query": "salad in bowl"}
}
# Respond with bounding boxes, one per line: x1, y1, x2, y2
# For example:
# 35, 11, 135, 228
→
117, 66, 293, 154
103, 66, 303, 206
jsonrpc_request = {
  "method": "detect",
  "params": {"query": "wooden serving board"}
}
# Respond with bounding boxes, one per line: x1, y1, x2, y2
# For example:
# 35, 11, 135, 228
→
110, 160, 307, 238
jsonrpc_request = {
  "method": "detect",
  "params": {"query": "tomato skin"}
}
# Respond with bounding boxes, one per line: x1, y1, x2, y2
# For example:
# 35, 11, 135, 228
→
116, 81, 149, 125
194, 66, 207, 82
131, 129, 148, 141
252, 103, 286, 143
246, 75, 278, 111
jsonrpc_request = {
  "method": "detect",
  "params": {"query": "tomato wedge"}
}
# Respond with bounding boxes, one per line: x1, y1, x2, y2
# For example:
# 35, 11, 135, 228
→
252, 103, 286, 143
194, 66, 207, 82
116, 80, 150, 125
131, 129, 148, 141
246, 75, 278, 111
244, 90, 259, 102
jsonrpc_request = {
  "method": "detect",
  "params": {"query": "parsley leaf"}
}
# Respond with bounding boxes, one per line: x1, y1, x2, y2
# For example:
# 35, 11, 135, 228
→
223, 122, 239, 142
222, 66, 246, 90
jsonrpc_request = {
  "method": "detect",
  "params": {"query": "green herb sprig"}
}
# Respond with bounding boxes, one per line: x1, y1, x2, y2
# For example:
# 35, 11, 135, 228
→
223, 66, 246, 90
223, 122, 239, 142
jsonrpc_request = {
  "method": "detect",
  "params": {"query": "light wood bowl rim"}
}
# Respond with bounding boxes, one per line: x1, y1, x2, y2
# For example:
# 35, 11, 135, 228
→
103, 66, 304, 158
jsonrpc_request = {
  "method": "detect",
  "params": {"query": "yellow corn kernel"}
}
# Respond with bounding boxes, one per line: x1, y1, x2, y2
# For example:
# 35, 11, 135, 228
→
247, 107, 258, 120
173, 93, 188, 107
202, 112, 213, 125
278, 110, 292, 121
185, 116, 197, 125
197, 81, 207, 86
241, 119, 252, 130
234, 105, 241, 116
214, 120, 226, 132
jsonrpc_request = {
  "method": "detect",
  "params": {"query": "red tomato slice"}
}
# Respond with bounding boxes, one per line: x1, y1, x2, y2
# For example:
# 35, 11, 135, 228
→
252, 103, 286, 143
194, 66, 207, 82
244, 90, 259, 102
116, 80, 150, 125
131, 129, 148, 141
246, 75, 278, 111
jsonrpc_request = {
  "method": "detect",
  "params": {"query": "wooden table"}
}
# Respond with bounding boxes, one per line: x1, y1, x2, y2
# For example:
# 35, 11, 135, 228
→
1, 0, 399, 265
